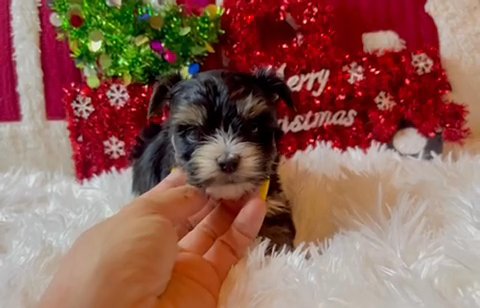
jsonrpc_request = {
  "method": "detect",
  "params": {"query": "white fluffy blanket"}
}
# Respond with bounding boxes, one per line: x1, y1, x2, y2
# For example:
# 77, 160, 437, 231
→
2, 143, 480, 308
2, 0, 480, 307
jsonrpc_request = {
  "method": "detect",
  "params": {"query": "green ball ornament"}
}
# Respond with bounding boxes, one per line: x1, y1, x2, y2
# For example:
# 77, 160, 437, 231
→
86, 75, 101, 88
99, 54, 112, 69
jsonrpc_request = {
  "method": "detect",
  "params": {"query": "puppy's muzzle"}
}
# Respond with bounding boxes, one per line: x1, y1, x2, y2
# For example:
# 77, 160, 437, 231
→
216, 153, 240, 174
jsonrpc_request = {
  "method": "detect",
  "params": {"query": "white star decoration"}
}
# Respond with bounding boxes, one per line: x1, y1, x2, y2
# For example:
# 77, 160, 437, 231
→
411, 53, 434, 75
374, 91, 397, 111
103, 136, 126, 159
343, 62, 365, 84
106, 84, 130, 109
72, 94, 94, 119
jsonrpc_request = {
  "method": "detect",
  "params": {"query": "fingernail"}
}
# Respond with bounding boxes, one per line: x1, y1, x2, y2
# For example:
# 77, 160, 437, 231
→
259, 178, 270, 201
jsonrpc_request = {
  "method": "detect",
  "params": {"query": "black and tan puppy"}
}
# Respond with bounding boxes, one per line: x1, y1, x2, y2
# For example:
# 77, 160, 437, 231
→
131, 69, 295, 249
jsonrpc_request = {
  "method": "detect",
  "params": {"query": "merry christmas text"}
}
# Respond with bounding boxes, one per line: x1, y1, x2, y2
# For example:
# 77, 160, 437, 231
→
276, 63, 330, 97
278, 109, 358, 133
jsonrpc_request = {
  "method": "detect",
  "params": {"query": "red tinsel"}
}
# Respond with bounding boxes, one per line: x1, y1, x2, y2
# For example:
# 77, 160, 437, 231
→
64, 81, 152, 180
221, 0, 469, 157
65, 0, 470, 180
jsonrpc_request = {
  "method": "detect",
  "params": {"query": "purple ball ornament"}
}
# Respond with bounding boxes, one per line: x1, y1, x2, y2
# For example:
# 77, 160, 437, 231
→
138, 14, 151, 22
150, 40, 164, 54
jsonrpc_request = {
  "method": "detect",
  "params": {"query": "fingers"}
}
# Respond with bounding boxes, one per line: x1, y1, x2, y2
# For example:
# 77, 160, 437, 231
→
178, 201, 236, 254
203, 198, 266, 280
137, 185, 209, 225
144, 169, 187, 195
174, 199, 217, 239
129, 169, 215, 239
188, 199, 218, 226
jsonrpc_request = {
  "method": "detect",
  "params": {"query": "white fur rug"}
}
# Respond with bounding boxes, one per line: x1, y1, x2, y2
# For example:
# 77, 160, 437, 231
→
2, 0, 480, 307
2, 143, 480, 308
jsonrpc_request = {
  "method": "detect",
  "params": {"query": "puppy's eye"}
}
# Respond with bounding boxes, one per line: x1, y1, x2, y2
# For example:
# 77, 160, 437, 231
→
249, 122, 263, 135
181, 127, 201, 142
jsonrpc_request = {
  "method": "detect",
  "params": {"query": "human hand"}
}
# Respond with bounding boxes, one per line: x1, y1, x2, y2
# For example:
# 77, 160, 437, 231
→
38, 170, 267, 308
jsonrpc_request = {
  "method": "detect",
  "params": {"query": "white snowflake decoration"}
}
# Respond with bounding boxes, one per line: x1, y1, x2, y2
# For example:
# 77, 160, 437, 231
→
343, 62, 365, 84
103, 136, 126, 159
374, 91, 397, 111
72, 94, 94, 119
411, 53, 434, 75
106, 84, 130, 109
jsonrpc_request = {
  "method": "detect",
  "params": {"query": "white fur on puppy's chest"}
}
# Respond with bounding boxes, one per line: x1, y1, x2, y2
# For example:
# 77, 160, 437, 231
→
206, 182, 256, 200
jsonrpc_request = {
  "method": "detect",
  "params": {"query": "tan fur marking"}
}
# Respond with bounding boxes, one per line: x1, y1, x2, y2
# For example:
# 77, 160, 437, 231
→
237, 94, 268, 119
172, 104, 206, 126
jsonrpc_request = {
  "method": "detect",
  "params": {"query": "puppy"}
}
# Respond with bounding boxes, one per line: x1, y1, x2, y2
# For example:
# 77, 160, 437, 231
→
131, 69, 296, 249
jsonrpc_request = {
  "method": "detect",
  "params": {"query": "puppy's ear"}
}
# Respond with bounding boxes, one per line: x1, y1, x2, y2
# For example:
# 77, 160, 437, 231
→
254, 68, 296, 111
148, 74, 182, 118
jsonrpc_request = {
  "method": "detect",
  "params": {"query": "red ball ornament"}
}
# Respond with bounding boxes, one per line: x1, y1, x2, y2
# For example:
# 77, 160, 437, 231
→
70, 14, 84, 28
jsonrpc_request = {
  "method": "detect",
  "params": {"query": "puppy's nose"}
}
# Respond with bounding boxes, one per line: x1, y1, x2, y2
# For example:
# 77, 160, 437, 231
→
217, 154, 240, 174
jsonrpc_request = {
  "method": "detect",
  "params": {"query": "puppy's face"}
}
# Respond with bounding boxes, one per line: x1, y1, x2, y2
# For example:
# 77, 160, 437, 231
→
161, 70, 291, 200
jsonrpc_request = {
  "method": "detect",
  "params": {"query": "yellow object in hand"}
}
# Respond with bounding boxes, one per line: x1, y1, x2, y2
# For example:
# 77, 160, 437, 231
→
259, 178, 270, 201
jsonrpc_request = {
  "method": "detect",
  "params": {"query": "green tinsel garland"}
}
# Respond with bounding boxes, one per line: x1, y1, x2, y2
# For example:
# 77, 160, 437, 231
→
50, 0, 223, 87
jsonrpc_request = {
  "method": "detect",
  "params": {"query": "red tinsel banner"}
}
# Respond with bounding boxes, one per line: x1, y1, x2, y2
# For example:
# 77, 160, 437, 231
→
64, 0, 470, 180
64, 81, 152, 180
221, 0, 469, 157
65, 44, 469, 180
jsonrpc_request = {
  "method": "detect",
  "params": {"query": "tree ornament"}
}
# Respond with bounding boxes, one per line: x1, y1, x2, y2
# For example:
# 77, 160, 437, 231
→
99, 53, 112, 69
86, 75, 101, 88
145, 0, 164, 11
163, 49, 177, 63
138, 13, 151, 22
179, 27, 191, 36
69, 14, 84, 28
106, 0, 122, 8
204, 4, 220, 18
88, 30, 104, 53
51, 0, 223, 85
188, 63, 200, 75
149, 15, 164, 30
134, 35, 150, 46
150, 40, 164, 54
49, 12, 62, 27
